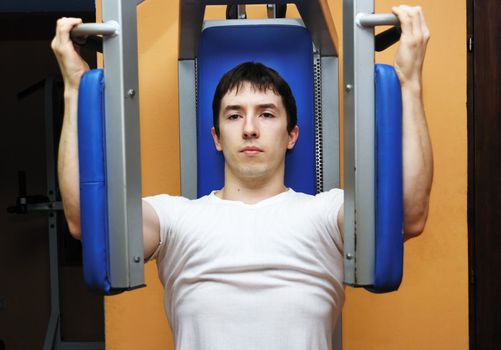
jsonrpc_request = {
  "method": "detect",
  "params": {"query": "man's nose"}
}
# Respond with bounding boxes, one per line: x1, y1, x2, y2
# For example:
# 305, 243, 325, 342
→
242, 115, 259, 139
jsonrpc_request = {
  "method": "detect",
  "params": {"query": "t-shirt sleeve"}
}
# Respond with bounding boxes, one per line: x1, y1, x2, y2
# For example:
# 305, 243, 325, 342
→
317, 188, 344, 253
142, 194, 184, 262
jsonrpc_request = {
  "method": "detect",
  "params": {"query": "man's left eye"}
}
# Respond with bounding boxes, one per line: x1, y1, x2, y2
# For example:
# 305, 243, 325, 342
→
262, 112, 274, 118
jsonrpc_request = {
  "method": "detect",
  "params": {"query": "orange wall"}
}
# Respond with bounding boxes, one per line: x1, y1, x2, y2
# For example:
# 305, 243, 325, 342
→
104, 1, 468, 349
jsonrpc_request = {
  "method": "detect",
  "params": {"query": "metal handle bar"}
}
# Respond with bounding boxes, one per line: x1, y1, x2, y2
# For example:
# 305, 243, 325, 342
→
70, 21, 119, 40
357, 13, 399, 27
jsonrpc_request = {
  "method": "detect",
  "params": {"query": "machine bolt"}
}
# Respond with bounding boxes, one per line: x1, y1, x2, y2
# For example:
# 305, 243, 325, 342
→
345, 84, 353, 92
127, 89, 136, 98
346, 253, 354, 260
133, 256, 141, 263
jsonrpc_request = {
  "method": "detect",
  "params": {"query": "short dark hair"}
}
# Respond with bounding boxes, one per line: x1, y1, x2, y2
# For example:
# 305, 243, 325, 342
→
212, 62, 297, 136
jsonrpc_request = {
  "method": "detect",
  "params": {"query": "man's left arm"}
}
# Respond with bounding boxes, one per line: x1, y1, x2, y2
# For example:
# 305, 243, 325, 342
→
337, 6, 433, 241
393, 5, 433, 241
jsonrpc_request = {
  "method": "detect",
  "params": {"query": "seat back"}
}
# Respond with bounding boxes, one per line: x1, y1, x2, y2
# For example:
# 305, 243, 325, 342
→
196, 22, 317, 196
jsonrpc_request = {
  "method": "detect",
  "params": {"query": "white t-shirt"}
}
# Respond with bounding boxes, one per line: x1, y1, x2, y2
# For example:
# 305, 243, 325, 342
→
143, 188, 344, 350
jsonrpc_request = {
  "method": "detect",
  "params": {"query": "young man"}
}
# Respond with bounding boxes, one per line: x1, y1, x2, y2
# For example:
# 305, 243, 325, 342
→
52, 5, 432, 349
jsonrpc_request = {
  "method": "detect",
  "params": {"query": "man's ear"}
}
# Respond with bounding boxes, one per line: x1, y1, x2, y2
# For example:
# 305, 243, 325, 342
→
211, 127, 223, 152
287, 125, 299, 150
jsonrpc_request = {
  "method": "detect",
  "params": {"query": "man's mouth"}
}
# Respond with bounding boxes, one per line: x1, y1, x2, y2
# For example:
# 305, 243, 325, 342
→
240, 146, 263, 155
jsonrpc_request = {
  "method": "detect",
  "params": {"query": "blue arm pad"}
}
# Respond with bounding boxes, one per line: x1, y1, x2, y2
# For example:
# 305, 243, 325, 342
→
370, 64, 404, 293
78, 69, 114, 294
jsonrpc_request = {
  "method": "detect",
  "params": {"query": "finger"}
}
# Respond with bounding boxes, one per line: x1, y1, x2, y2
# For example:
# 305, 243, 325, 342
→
56, 17, 83, 43
392, 6, 414, 37
404, 5, 420, 38
417, 7, 431, 42
411, 7, 422, 39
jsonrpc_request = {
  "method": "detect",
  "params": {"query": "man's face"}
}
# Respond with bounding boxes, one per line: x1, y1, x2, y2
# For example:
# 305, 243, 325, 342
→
211, 82, 299, 183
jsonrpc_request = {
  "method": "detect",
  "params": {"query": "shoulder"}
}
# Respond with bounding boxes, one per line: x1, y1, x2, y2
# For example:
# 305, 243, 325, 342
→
143, 193, 190, 204
287, 188, 343, 205
142, 192, 218, 213
315, 188, 344, 201
143, 193, 216, 206
315, 188, 344, 221
283, 188, 344, 222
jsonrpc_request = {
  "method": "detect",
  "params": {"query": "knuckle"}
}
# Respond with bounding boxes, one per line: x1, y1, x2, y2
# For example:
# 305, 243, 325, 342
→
400, 17, 411, 26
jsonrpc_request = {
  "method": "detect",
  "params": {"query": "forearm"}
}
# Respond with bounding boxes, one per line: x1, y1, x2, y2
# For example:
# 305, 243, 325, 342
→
402, 83, 433, 238
58, 88, 81, 238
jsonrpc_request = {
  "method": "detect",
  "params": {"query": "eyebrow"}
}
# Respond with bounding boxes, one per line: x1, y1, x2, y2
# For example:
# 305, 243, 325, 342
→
223, 103, 278, 113
223, 105, 243, 112
257, 103, 278, 110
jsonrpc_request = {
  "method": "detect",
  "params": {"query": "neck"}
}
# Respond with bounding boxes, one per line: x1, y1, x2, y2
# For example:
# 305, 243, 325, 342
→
216, 166, 287, 204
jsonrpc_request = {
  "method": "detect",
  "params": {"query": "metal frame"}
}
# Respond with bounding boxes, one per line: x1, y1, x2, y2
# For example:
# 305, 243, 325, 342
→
179, 0, 339, 60
71, 0, 145, 290
179, 59, 198, 199
101, 0, 144, 290
343, 0, 398, 286
39, 78, 104, 350
321, 55, 341, 190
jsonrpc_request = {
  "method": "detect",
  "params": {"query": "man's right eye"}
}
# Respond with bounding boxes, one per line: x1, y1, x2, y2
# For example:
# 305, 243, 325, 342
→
227, 114, 240, 120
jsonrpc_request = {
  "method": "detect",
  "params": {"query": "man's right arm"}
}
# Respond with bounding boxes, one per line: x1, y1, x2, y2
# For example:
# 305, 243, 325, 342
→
52, 18, 160, 261
51, 17, 89, 238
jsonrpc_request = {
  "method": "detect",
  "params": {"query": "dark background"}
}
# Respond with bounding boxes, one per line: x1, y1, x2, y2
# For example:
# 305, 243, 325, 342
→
468, 0, 501, 349
0, 1, 104, 349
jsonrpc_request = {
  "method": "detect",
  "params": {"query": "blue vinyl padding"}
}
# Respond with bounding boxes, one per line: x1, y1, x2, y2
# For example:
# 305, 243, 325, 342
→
78, 69, 112, 294
371, 64, 404, 292
196, 24, 316, 196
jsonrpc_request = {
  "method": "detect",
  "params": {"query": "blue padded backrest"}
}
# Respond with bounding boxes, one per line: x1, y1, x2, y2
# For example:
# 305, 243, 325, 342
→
372, 64, 404, 292
78, 69, 113, 295
196, 24, 316, 196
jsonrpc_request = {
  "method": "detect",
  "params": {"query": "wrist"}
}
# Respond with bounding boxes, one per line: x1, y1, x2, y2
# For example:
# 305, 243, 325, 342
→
400, 78, 423, 97
64, 87, 79, 100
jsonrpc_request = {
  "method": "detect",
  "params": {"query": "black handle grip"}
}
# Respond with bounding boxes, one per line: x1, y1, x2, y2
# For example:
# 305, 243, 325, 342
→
226, 5, 240, 19
375, 26, 401, 52
71, 35, 103, 53
227, 4, 287, 19
267, 4, 287, 18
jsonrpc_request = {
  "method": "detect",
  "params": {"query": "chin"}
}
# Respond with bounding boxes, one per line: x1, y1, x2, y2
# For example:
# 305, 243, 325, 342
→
237, 164, 270, 180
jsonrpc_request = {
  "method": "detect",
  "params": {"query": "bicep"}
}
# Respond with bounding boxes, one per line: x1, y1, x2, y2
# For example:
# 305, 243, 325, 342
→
142, 200, 160, 261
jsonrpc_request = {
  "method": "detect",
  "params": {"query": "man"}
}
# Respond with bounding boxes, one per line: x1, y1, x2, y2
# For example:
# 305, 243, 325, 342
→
51, 5, 432, 349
